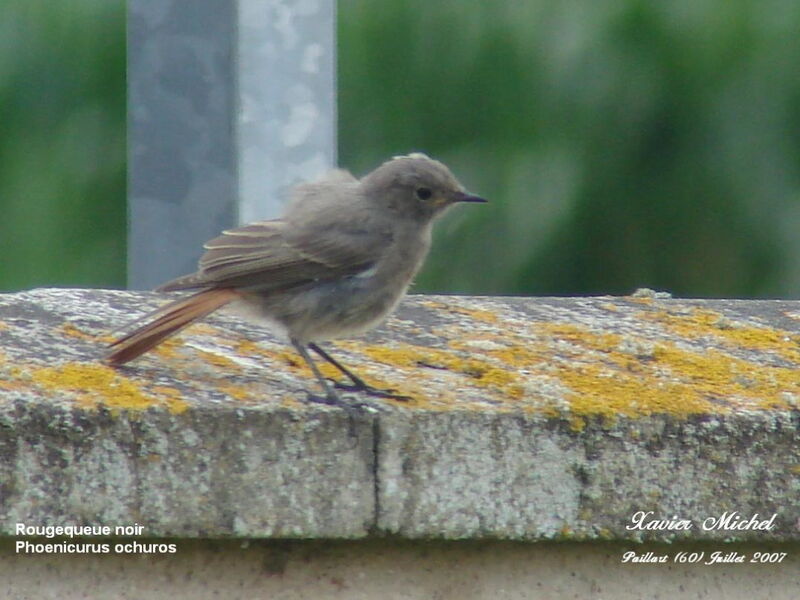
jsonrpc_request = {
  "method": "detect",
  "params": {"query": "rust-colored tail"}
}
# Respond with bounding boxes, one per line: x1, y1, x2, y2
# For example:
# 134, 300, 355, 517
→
106, 288, 239, 366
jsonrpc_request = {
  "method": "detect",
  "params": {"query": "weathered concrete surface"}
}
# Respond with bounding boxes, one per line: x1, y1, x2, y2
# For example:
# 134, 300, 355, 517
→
377, 411, 800, 541
2, 539, 799, 600
0, 401, 374, 538
1, 288, 799, 542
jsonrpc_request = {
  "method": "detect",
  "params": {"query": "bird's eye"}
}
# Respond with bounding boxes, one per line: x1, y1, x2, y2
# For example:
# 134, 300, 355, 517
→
416, 187, 432, 200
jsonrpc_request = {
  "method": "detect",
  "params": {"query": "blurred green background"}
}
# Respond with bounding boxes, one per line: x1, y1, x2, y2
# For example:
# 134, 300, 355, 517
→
2, 0, 799, 297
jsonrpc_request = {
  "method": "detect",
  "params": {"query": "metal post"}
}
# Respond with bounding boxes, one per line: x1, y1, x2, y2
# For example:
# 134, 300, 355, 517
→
127, 0, 336, 290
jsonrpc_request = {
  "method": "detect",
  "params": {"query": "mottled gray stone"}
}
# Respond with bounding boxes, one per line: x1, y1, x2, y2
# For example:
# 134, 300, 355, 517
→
1, 288, 799, 541
0, 395, 374, 538
377, 411, 800, 542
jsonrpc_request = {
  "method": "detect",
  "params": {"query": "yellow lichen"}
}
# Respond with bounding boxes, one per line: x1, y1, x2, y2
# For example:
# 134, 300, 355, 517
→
235, 340, 297, 369
28, 362, 188, 414
330, 311, 800, 419
360, 344, 520, 403
599, 302, 621, 312
60, 323, 94, 341
419, 299, 499, 324
535, 323, 798, 420
271, 346, 347, 384
568, 415, 587, 433
186, 323, 219, 336
152, 337, 182, 361
218, 384, 252, 402
236, 339, 267, 356
279, 394, 308, 409
196, 349, 241, 371
20, 296, 794, 421
150, 385, 190, 414
641, 308, 800, 363
146, 325, 228, 363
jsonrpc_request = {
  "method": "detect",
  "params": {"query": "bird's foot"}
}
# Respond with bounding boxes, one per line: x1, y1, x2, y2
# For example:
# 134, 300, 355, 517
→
303, 391, 344, 407
332, 380, 411, 402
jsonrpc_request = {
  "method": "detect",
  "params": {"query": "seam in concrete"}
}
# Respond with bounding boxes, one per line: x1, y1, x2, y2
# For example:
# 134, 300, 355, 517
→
370, 414, 381, 535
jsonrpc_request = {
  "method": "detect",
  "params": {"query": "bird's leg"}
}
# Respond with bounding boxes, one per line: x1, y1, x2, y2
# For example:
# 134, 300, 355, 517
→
307, 342, 368, 387
291, 340, 343, 406
308, 342, 411, 401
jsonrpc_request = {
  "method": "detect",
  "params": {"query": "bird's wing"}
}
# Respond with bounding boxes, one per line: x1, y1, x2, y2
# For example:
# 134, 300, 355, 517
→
159, 217, 392, 292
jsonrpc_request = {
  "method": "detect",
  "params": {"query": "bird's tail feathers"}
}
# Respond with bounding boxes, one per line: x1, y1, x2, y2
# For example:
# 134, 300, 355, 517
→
105, 288, 239, 366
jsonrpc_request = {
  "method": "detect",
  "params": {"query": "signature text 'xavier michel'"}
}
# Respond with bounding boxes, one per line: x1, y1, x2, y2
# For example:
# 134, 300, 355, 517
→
626, 511, 777, 532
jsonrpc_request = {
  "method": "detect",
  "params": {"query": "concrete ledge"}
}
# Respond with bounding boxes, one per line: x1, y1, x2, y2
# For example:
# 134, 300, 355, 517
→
1, 288, 799, 542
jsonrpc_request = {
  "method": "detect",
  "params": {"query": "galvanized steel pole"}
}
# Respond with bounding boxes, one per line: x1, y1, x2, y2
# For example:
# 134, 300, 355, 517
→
127, 0, 336, 289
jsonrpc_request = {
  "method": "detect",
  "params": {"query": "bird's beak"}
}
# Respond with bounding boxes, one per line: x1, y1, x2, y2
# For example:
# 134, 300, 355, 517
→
452, 191, 488, 203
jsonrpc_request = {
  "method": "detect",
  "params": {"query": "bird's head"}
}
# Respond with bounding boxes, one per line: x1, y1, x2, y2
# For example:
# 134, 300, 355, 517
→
361, 152, 487, 221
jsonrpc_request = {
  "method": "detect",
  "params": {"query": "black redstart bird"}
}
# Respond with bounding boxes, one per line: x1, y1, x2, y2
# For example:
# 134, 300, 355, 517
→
106, 153, 487, 403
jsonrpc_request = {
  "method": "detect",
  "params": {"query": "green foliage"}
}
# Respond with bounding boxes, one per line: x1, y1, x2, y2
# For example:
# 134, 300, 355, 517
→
2, 1, 799, 298
339, 1, 800, 297
0, 0, 126, 290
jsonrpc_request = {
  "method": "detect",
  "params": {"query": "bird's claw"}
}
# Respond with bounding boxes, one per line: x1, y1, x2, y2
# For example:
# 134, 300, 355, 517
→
332, 381, 411, 402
